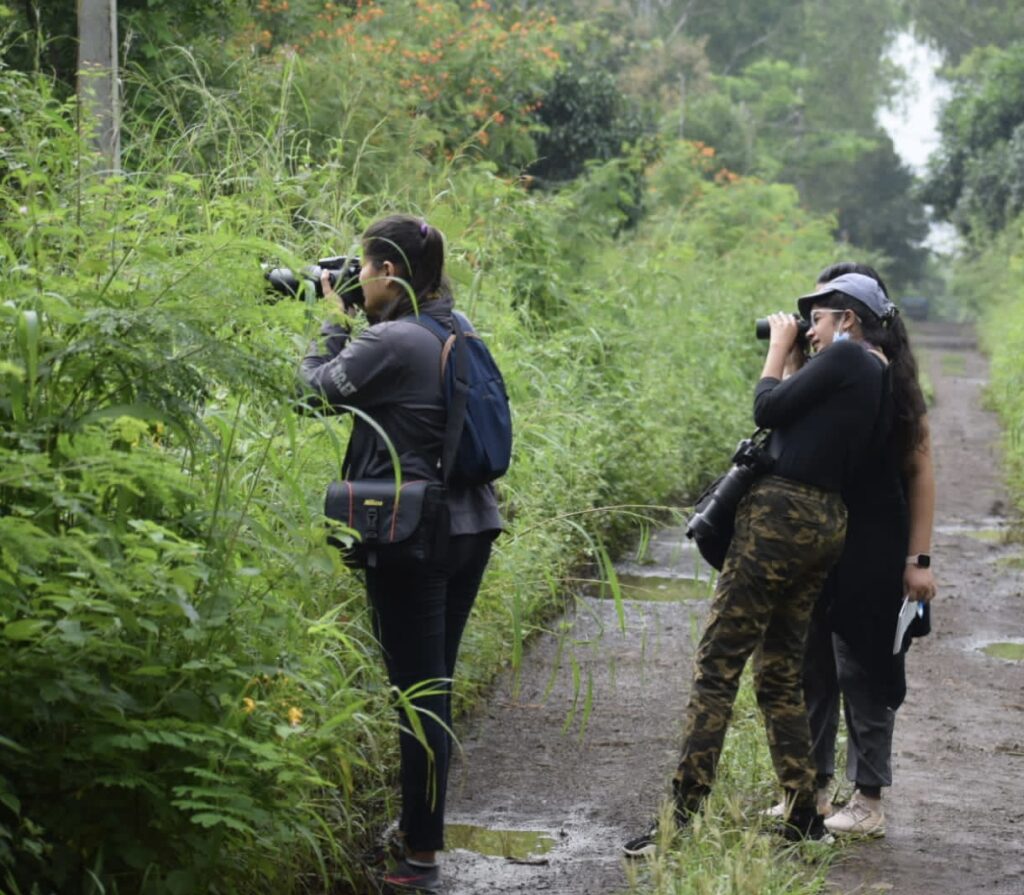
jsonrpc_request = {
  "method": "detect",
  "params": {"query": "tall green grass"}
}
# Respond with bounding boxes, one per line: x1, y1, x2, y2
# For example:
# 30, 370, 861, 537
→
952, 229, 1024, 521
0, 44, 842, 894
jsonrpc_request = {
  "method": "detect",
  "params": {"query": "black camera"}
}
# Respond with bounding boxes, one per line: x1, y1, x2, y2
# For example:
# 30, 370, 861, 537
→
755, 313, 810, 340
686, 432, 774, 546
264, 255, 364, 308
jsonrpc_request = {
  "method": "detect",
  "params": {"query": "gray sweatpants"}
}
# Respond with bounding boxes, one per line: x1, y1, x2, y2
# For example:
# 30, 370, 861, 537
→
803, 609, 896, 788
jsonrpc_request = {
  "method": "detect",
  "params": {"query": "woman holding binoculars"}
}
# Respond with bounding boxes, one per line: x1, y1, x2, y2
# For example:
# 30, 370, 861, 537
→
763, 263, 936, 838
624, 272, 890, 855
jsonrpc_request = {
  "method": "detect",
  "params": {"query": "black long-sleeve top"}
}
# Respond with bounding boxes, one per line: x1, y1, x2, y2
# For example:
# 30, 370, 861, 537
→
753, 340, 885, 493
298, 294, 502, 536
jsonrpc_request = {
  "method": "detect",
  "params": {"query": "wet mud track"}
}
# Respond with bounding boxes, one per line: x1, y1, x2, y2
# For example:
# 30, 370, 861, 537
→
440, 322, 1024, 894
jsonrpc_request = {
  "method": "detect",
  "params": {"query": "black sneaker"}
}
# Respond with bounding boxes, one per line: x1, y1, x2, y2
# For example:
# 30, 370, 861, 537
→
623, 790, 704, 859
622, 820, 660, 858
382, 858, 440, 893
772, 806, 833, 843
364, 827, 406, 866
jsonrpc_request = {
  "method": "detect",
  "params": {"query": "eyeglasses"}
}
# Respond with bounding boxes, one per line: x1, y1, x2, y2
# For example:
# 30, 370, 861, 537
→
808, 308, 844, 327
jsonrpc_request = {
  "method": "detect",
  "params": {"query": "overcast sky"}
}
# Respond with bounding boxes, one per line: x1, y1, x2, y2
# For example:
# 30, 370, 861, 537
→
877, 32, 959, 252
877, 32, 949, 173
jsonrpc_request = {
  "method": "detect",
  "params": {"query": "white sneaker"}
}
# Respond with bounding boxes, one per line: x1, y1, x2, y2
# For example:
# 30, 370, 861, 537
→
762, 787, 833, 819
824, 790, 885, 837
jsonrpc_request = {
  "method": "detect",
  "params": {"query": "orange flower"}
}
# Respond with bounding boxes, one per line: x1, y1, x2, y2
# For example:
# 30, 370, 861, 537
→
288, 706, 303, 727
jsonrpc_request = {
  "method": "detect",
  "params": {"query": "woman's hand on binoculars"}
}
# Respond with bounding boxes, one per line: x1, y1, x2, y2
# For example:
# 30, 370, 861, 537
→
783, 340, 808, 378
765, 312, 801, 351
760, 312, 802, 381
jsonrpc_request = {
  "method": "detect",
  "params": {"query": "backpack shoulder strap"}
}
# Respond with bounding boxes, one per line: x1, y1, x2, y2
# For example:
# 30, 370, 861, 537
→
401, 312, 470, 484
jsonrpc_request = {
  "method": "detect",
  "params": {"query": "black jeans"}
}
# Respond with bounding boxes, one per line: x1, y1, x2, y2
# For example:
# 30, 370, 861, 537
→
364, 531, 495, 852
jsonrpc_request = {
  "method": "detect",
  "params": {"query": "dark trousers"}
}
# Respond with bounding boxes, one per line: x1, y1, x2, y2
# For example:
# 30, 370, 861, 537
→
365, 532, 494, 852
803, 610, 898, 788
674, 477, 846, 811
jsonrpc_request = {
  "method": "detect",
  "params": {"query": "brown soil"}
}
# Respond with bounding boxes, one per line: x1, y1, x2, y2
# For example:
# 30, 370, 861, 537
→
439, 321, 1024, 894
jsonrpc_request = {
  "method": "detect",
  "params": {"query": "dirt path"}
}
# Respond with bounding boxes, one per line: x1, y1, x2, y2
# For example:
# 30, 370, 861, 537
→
440, 322, 1024, 895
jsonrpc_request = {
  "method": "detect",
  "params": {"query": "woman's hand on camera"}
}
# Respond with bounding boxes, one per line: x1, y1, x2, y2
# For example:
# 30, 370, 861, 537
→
321, 270, 358, 323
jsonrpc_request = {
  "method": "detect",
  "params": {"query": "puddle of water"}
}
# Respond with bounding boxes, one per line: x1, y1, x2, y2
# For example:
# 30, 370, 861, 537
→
965, 528, 1006, 543
445, 823, 556, 859
597, 574, 712, 602
996, 552, 1024, 569
934, 520, 1009, 537
979, 642, 1024, 661
939, 353, 967, 375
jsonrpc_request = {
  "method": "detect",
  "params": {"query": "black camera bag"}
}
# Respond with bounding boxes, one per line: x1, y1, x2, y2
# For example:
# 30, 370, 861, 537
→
325, 479, 449, 569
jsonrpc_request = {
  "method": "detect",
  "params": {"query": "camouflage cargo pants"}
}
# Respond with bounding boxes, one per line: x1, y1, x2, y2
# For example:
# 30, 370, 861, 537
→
674, 475, 846, 811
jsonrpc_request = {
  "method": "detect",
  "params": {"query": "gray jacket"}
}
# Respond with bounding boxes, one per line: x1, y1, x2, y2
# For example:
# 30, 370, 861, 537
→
298, 294, 502, 536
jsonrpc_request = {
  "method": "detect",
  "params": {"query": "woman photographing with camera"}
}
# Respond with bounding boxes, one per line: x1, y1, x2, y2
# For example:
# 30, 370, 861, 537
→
298, 214, 503, 894
775, 264, 936, 837
624, 280, 887, 856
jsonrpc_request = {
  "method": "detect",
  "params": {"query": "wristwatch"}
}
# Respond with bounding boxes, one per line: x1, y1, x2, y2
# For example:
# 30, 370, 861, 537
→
906, 554, 931, 569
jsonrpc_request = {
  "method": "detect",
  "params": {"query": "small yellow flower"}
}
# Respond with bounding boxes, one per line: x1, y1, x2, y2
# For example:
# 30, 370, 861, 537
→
242, 697, 256, 714
287, 706, 303, 727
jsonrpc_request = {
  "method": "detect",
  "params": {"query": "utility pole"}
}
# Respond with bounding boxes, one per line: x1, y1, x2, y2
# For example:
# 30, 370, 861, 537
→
77, 0, 120, 173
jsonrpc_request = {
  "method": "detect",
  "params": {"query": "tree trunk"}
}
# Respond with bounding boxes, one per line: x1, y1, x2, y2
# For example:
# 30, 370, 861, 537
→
77, 0, 120, 173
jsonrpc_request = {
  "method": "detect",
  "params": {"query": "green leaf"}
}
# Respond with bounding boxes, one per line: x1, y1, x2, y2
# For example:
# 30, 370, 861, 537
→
0, 735, 29, 755
3, 619, 48, 641
130, 665, 170, 677
55, 619, 86, 646
190, 812, 254, 834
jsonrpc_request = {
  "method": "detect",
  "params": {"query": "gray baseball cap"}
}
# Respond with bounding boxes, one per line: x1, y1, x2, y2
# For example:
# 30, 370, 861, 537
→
797, 272, 898, 323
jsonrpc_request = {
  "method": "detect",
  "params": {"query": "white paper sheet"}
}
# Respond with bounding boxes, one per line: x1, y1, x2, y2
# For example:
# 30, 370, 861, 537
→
893, 597, 923, 654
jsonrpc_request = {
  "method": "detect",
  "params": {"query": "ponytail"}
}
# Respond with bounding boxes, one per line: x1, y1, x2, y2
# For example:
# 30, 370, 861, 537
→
814, 263, 928, 460
362, 213, 449, 310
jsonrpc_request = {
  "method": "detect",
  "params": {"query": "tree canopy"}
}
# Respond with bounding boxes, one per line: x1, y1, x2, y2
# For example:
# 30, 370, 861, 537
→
920, 43, 1024, 241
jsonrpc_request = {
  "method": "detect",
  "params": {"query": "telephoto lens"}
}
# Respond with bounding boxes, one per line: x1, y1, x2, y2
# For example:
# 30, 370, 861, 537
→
686, 463, 759, 540
263, 255, 364, 308
755, 313, 810, 340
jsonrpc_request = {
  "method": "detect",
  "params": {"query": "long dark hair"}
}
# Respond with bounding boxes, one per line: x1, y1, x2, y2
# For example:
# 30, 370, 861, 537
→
815, 262, 927, 460
362, 213, 449, 318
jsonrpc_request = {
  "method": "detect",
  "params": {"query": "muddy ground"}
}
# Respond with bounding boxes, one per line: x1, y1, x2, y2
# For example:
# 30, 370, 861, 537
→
438, 321, 1024, 895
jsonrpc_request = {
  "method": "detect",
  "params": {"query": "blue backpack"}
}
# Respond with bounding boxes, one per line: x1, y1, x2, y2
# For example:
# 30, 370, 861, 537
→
408, 311, 512, 487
